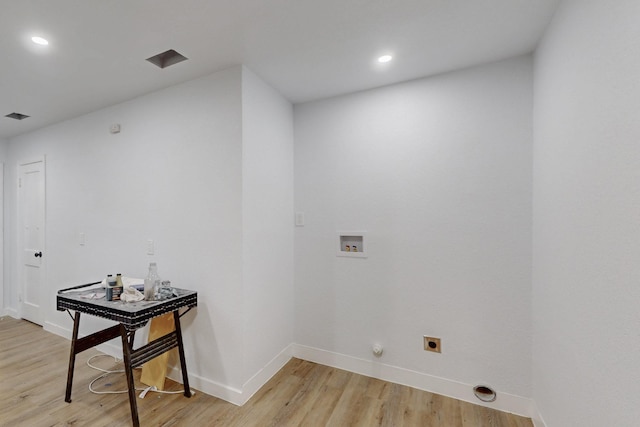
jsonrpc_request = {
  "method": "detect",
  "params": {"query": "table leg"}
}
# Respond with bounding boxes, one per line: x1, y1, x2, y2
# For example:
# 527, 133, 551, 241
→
173, 310, 192, 397
120, 325, 140, 427
129, 330, 136, 348
65, 311, 81, 403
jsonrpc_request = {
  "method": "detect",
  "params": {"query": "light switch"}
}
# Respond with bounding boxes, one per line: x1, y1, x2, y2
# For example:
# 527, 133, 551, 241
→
295, 212, 305, 226
79, 232, 86, 246
147, 239, 154, 255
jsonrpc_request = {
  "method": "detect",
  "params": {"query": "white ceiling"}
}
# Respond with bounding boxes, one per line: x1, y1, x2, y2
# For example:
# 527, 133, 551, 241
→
0, 0, 560, 139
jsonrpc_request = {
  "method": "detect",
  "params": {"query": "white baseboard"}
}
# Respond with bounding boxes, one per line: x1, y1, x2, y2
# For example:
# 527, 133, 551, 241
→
43, 320, 292, 407
38, 322, 537, 419
531, 400, 547, 427
45, 320, 124, 358
166, 365, 244, 404
3, 307, 18, 319
44, 320, 246, 403
239, 343, 294, 405
292, 344, 534, 419
44, 320, 72, 339
532, 416, 547, 427
165, 343, 293, 406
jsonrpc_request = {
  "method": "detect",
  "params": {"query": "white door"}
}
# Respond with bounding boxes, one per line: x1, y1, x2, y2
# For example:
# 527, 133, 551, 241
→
19, 159, 45, 325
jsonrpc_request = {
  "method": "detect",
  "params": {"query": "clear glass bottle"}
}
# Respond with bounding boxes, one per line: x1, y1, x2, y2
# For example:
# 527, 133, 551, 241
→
144, 263, 161, 301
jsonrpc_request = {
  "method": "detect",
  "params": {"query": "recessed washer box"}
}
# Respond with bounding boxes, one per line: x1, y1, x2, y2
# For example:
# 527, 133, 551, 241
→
337, 232, 367, 258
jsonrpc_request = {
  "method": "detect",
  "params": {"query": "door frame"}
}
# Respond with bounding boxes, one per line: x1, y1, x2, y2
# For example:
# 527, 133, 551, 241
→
17, 156, 46, 322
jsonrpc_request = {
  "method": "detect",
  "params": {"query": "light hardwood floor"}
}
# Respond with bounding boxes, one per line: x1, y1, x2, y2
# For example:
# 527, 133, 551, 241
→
0, 317, 532, 426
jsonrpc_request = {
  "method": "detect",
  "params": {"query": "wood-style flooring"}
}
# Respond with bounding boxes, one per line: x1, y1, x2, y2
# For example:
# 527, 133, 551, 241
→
0, 317, 533, 426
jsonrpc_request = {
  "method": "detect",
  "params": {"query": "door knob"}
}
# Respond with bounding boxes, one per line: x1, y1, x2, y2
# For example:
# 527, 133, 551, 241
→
34, 251, 42, 258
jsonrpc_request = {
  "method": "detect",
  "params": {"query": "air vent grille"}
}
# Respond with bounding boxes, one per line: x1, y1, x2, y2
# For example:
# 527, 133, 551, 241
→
146, 49, 188, 69
5, 112, 30, 120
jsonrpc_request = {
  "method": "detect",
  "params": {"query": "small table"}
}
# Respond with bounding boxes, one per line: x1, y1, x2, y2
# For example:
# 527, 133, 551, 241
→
57, 282, 197, 427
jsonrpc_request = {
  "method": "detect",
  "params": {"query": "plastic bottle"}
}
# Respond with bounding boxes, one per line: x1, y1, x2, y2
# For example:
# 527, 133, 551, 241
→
111, 273, 124, 301
144, 263, 161, 301
106, 274, 114, 300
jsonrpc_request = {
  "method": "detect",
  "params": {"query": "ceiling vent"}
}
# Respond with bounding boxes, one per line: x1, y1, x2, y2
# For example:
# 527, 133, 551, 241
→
146, 49, 188, 69
5, 112, 30, 120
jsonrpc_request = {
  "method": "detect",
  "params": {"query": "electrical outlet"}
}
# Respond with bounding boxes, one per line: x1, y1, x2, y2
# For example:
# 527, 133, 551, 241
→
423, 336, 441, 353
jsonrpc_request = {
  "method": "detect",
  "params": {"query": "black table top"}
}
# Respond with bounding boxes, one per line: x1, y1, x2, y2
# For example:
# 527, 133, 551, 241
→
57, 282, 197, 329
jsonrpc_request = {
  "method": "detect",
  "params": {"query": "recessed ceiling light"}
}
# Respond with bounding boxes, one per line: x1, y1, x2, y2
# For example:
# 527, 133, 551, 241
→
377, 55, 393, 63
31, 36, 49, 46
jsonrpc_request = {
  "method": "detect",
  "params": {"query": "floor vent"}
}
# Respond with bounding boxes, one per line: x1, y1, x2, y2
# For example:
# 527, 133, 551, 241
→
473, 385, 497, 402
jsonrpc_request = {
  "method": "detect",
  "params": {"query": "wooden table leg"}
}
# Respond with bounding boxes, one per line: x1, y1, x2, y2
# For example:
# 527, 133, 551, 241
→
65, 311, 81, 403
173, 310, 192, 397
128, 330, 136, 348
120, 325, 140, 427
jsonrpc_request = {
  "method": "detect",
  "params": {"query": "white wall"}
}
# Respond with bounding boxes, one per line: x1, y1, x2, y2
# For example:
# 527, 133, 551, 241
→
294, 56, 533, 403
532, 0, 640, 425
6, 68, 248, 392
241, 67, 294, 392
4, 65, 296, 403
0, 138, 5, 315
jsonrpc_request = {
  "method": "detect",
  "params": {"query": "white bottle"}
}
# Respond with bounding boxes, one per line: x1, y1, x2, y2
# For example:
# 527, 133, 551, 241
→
144, 262, 161, 301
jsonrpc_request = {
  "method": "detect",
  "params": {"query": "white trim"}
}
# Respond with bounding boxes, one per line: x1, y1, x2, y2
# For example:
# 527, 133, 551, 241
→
38, 323, 539, 419
45, 320, 246, 403
92, 341, 121, 358
167, 366, 244, 405
164, 343, 293, 406
292, 343, 534, 419
336, 231, 368, 258
44, 320, 293, 407
17, 156, 46, 325
3, 307, 18, 319
237, 343, 293, 405
0, 163, 3, 314
18, 158, 46, 167
531, 400, 547, 427
44, 321, 69, 338
45, 320, 127, 359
